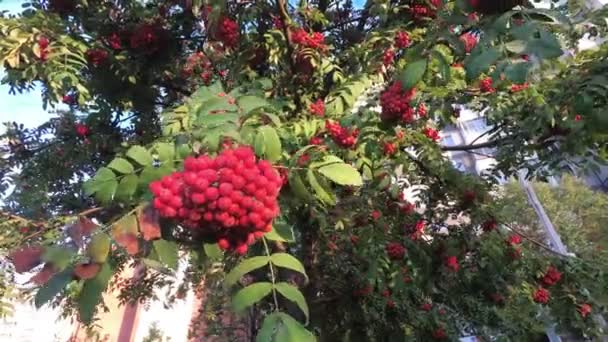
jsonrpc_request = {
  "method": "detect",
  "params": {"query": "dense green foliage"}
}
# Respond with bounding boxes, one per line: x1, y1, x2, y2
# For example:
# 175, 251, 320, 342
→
1, 0, 608, 340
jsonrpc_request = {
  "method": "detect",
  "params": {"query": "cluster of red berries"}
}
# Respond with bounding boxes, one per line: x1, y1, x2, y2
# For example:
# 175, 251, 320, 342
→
506, 233, 522, 259
271, 15, 284, 29
480, 77, 495, 93
533, 287, 550, 304
86, 48, 109, 67
445, 255, 459, 272
395, 31, 411, 49
149, 146, 281, 255
382, 48, 395, 66
423, 127, 440, 142
410, 0, 442, 20
460, 31, 479, 53
482, 218, 497, 232
325, 120, 358, 148
182, 51, 214, 84
383, 141, 397, 156
379, 82, 417, 122
432, 327, 447, 340
386, 242, 406, 260
74, 123, 90, 137
541, 265, 562, 286
578, 303, 592, 318
217, 17, 239, 49
510, 82, 529, 93
409, 220, 426, 240
309, 99, 325, 117
38, 36, 50, 61
291, 28, 326, 50
130, 23, 165, 54
105, 32, 122, 50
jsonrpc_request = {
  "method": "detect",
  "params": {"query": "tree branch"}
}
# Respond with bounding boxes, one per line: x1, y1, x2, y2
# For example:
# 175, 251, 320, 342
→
440, 139, 502, 152
504, 223, 570, 259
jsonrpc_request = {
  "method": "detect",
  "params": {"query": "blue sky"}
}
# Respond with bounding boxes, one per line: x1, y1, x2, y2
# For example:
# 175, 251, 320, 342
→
0, 0, 50, 132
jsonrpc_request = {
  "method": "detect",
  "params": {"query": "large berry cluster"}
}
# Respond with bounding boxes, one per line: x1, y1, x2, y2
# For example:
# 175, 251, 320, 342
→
533, 287, 550, 304
38, 36, 50, 61
291, 28, 326, 50
325, 120, 358, 148
150, 146, 281, 254
130, 23, 165, 54
182, 51, 213, 84
217, 17, 240, 49
410, 0, 442, 20
86, 48, 109, 67
459, 31, 479, 53
386, 242, 406, 260
309, 99, 325, 117
541, 266, 562, 286
395, 31, 411, 49
479, 77, 495, 93
383, 49, 395, 66
379, 82, 417, 122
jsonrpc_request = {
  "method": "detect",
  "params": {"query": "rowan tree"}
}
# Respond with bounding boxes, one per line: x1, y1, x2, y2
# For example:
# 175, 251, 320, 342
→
1, 0, 608, 340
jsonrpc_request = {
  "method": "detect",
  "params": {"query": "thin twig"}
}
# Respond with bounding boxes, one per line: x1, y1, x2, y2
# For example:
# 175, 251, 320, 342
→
262, 237, 280, 310
504, 223, 570, 258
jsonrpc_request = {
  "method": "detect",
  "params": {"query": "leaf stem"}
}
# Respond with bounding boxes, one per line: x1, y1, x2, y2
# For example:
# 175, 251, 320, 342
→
262, 236, 280, 310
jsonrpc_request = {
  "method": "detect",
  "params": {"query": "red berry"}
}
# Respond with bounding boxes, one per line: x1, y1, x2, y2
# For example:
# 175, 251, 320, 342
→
218, 238, 230, 250
235, 244, 248, 255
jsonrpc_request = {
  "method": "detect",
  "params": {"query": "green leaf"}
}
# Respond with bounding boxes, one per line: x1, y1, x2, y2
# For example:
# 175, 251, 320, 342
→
95, 178, 118, 204
270, 253, 308, 282
256, 312, 284, 342
114, 174, 138, 201
307, 169, 336, 205
274, 283, 309, 323
153, 240, 179, 270
288, 172, 314, 202
126, 146, 153, 166
197, 97, 238, 119
238, 95, 271, 115
84, 167, 116, 195
254, 129, 266, 156
108, 158, 134, 174
256, 312, 316, 342
225, 256, 270, 287
189, 82, 224, 111
203, 243, 223, 260
34, 269, 72, 308
154, 142, 175, 162
259, 126, 282, 162
317, 162, 363, 186
232, 282, 273, 312
42, 247, 74, 271
465, 47, 500, 80
524, 29, 563, 59
275, 313, 316, 341
78, 263, 113, 324
398, 59, 427, 90
505, 40, 526, 54
198, 112, 240, 128
504, 62, 531, 84
431, 50, 451, 83
265, 223, 295, 242
309, 155, 344, 169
